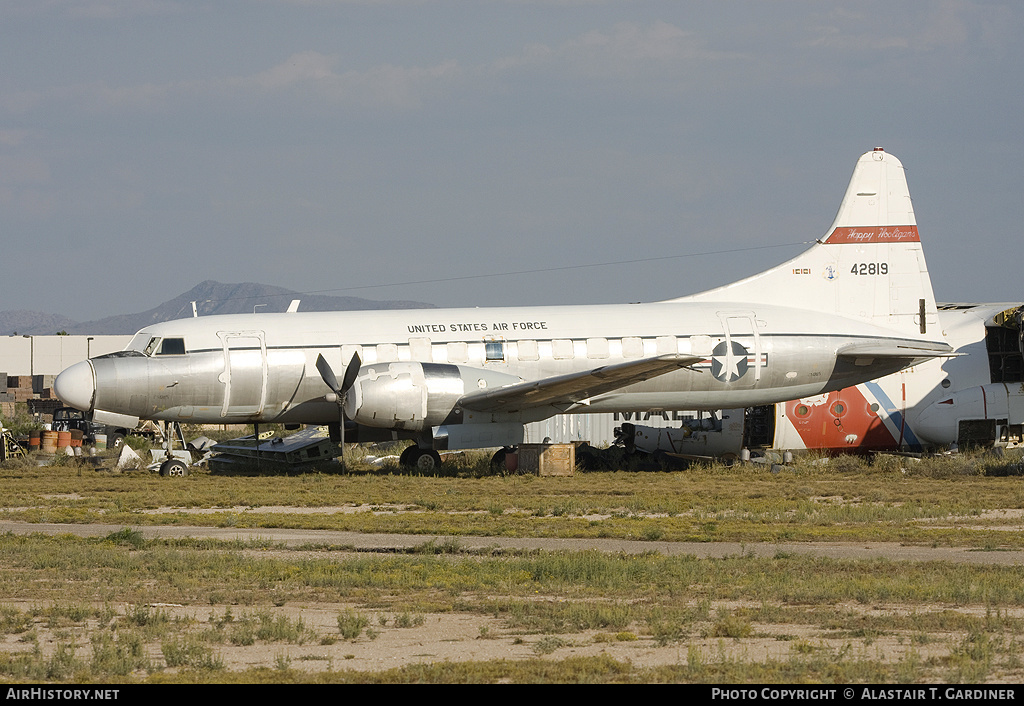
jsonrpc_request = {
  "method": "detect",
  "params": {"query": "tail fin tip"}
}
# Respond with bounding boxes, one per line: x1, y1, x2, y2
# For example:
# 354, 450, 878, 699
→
821, 147, 918, 244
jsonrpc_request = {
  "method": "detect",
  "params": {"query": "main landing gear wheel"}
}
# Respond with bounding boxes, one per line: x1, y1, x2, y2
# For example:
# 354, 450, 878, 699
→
415, 450, 441, 472
159, 459, 189, 477
400, 446, 441, 472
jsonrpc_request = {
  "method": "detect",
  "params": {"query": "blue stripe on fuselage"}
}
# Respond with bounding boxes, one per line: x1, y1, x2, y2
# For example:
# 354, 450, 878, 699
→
863, 380, 922, 451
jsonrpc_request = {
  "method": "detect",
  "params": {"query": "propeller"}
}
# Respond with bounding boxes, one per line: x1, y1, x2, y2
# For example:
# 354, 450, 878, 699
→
316, 352, 361, 470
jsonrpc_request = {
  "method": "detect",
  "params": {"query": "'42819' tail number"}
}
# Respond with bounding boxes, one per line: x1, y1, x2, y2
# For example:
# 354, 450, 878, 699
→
851, 263, 888, 275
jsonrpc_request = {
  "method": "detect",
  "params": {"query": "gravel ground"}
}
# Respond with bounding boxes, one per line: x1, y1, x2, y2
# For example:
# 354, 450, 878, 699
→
3, 519, 1024, 564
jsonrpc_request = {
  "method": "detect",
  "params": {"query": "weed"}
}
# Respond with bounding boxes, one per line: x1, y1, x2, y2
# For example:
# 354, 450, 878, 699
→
687, 643, 704, 671
337, 610, 369, 640
791, 639, 816, 654
90, 630, 151, 675
711, 612, 752, 639
0, 605, 32, 634
533, 636, 569, 655
125, 603, 169, 629
38, 602, 93, 627
104, 527, 147, 550
161, 636, 224, 670
253, 611, 311, 644
394, 611, 425, 628
649, 620, 687, 646
228, 621, 255, 646
412, 538, 462, 554
642, 525, 664, 541
46, 642, 81, 680
896, 646, 922, 683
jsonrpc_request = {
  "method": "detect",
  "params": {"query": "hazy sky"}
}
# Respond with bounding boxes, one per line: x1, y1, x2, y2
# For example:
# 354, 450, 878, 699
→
2, 1, 1021, 321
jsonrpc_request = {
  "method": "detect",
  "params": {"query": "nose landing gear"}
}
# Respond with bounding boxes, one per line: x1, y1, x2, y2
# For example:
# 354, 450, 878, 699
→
159, 458, 189, 476
157, 421, 191, 477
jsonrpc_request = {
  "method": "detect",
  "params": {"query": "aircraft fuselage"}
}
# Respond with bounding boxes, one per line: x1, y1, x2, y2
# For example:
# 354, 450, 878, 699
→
58, 301, 928, 429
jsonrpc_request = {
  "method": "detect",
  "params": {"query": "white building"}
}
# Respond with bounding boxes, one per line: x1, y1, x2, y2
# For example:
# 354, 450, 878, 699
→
1, 335, 132, 377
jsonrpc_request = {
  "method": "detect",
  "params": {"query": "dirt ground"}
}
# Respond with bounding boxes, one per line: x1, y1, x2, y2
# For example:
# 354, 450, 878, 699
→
4, 518, 1024, 564
3, 518, 1024, 678
0, 595, 988, 676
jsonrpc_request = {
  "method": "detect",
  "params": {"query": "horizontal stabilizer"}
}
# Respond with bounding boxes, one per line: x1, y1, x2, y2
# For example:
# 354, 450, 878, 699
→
837, 340, 954, 360
459, 354, 702, 413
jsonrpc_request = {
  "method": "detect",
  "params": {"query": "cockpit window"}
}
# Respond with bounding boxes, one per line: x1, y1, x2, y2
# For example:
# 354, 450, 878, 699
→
157, 338, 186, 355
126, 334, 185, 356
127, 333, 154, 353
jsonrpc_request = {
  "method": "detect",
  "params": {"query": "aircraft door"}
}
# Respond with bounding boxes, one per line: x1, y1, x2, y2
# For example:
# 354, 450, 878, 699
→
219, 332, 268, 418
716, 313, 762, 388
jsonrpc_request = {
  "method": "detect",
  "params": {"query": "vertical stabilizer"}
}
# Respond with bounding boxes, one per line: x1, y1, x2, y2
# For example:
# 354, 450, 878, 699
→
823, 147, 916, 237
671, 149, 940, 341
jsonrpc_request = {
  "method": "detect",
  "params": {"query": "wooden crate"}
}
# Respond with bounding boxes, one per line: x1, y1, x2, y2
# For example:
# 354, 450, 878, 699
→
517, 443, 575, 476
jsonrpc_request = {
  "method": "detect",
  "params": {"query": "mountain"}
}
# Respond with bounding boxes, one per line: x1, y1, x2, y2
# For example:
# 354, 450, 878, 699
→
1, 281, 435, 336
0, 311, 79, 336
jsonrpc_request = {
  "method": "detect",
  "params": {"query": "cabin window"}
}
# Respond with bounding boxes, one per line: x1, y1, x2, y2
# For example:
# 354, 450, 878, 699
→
143, 337, 161, 356
446, 342, 469, 364
586, 338, 609, 359
517, 340, 539, 361
376, 343, 399, 362
485, 339, 505, 362
157, 338, 186, 355
689, 335, 712, 357
621, 337, 643, 359
408, 337, 433, 361
341, 344, 363, 366
656, 336, 678, 355
551, 339, 574, 360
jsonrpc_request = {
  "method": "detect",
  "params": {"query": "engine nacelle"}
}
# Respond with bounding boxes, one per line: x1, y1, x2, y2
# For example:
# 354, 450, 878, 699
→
343, 362, 520, 431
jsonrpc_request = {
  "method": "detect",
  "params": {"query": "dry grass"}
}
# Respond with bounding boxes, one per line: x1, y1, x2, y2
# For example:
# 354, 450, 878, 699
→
3, 447, 1024, 546
3, 447, 1024, 682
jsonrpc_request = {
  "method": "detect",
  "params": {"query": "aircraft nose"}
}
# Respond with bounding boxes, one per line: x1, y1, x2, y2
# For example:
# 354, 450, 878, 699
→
54, 360, 96, 412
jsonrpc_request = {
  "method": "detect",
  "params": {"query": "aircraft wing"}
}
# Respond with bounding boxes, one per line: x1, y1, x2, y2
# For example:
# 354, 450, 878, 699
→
837, 340, 954, 359
458, 354, 702, 414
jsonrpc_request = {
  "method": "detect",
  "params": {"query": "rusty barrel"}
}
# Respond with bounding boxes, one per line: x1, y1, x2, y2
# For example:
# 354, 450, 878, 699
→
41, 431, 58, 454
56, 431, 72, 450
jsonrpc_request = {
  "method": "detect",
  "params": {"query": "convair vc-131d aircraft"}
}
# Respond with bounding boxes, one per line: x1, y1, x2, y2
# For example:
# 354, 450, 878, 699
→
54, 149, 951, 473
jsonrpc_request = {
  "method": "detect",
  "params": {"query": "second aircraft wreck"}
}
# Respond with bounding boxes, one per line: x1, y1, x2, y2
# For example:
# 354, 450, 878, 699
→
54, 149, 952, 471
